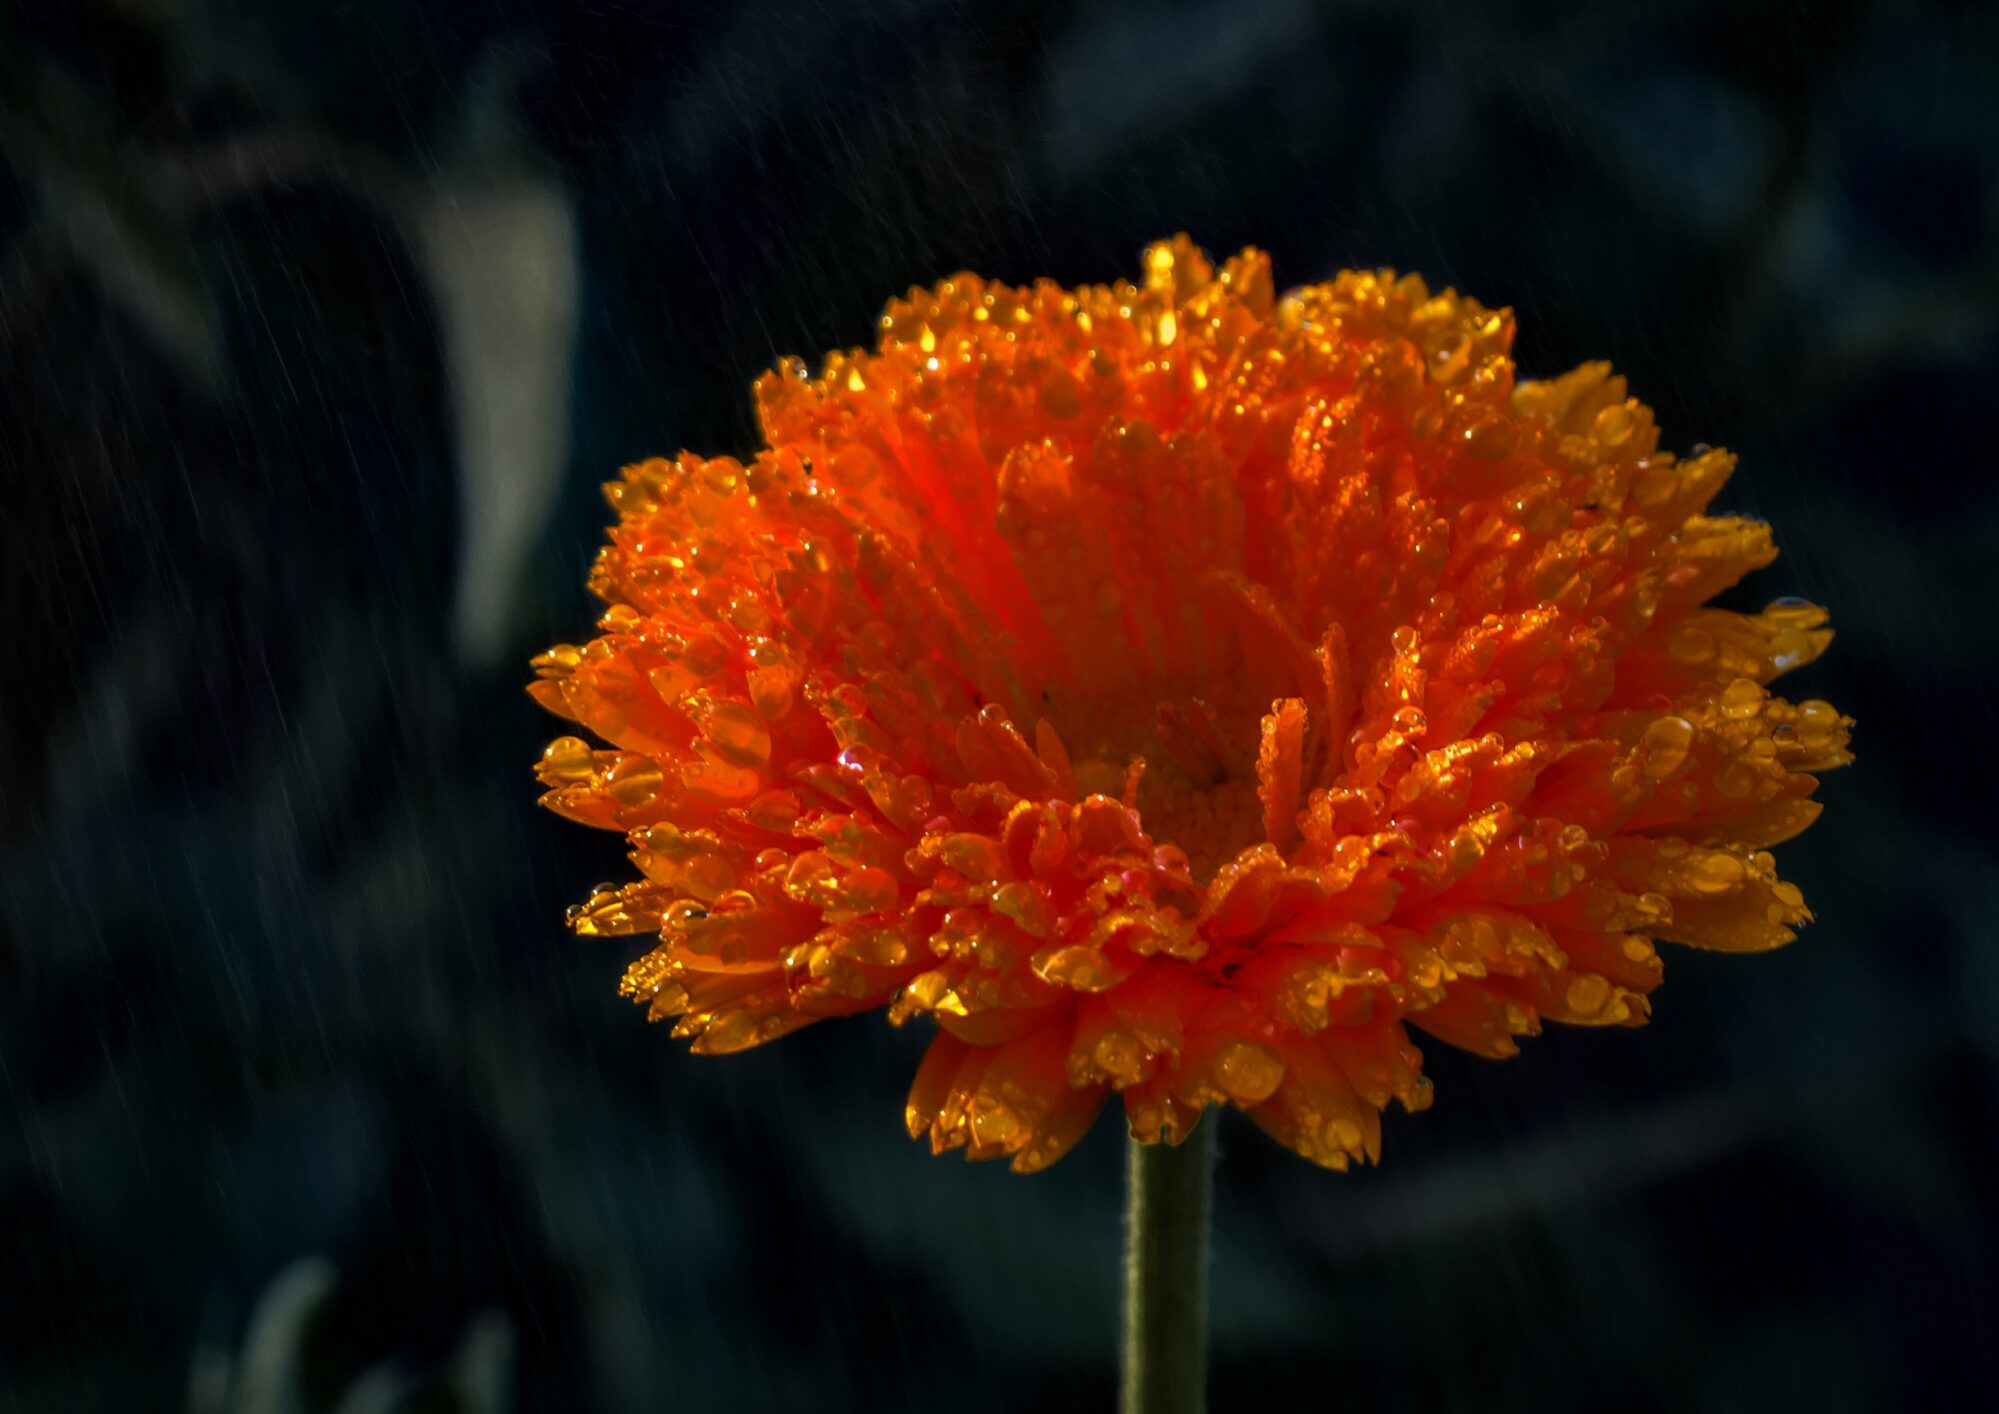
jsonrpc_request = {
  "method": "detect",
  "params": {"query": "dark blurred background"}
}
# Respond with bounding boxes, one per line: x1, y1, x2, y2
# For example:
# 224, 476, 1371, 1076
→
4, 0, 1997, 1409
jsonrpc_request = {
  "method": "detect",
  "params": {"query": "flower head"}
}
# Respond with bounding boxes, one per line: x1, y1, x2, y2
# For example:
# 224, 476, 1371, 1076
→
532, 238, 1850, 1173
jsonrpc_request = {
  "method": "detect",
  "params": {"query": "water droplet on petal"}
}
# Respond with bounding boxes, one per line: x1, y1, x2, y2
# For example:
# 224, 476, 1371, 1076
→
1462, 410, 1517, 461
1564, 973, 1612, 1015
606, 755, 664, 805
940, 833, 1008, 882
970, 1094, 1022, 1146
695, 1010, 762, 1054
1639, 716, 1695, 779
1592, 403, 1636, 448
1796, 699, 1841, 741
1719, 678, 1763, 720
541, 736, 595, 783
747, 666, 796, 720
1765, 596, 1821, 627
1094, 1030, 1147, 1085
746, 790, 802, 832
1689, 852, 1747, 894
1035, 945, 1115, 991
1215, 1041, 1285, 1103
837, 866, 900, 915
694, 699, 773, 769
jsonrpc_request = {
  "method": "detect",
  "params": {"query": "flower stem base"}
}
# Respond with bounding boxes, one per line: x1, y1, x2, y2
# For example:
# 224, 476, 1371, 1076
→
1120, 1116, 1216, 1414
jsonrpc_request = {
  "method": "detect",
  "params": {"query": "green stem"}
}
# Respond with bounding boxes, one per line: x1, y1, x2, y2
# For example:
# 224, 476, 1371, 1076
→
1120, 1115, 1217, 1414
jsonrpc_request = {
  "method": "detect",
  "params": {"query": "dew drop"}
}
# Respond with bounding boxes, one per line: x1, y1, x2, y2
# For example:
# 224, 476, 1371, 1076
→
1377, 337, 1425, 390
663, 898, 710, 927
697, 699, 773, 769
1428, 335, 1472, 385
1094, 1030, 1146, 1085
1639, 715, 1695, 779
680, 855, 737, 901
1768, 627, 1812, 672
1215, 1041, 1285, 1103
1764, 596, 1822, 628
1689, 852, 1746, 894
1592, 403, 1636, 448
993, 881, 1052, 937
747, 665, 797, 720
541, 736, 595, 783
970, 1095, 1022, 1146
697, 1010, 761, 1054
783, 851, 838, 907
837, 866, 900, 915
1464, 916, 1502, 958
1035, 945, 1114, 991
941, 833, 1008, 882
746, 790, 801, 832
533, 643, 583, 676
683, 633, 730, 677
1564, 973, 1612, 1015
1718, 677, 1763, 720
606, 755, 664, 806
1796, 699, 1841, 740
1461, 410, 1518, 461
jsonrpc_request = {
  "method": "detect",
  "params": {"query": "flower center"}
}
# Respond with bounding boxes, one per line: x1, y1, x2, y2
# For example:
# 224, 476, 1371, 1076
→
1131, 760, 1263, 882
1053, 687, 1269, 883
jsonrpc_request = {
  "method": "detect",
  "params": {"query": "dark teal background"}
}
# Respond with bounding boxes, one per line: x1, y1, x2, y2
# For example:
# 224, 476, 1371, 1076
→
4, 1, 1996, 1409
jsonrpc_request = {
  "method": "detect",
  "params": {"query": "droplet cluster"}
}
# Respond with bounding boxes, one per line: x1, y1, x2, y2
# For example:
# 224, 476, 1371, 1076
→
532, 237, 1850, 1173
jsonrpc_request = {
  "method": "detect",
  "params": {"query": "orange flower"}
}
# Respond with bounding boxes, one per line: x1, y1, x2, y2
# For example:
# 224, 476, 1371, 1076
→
531, 238, 1850, 1174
